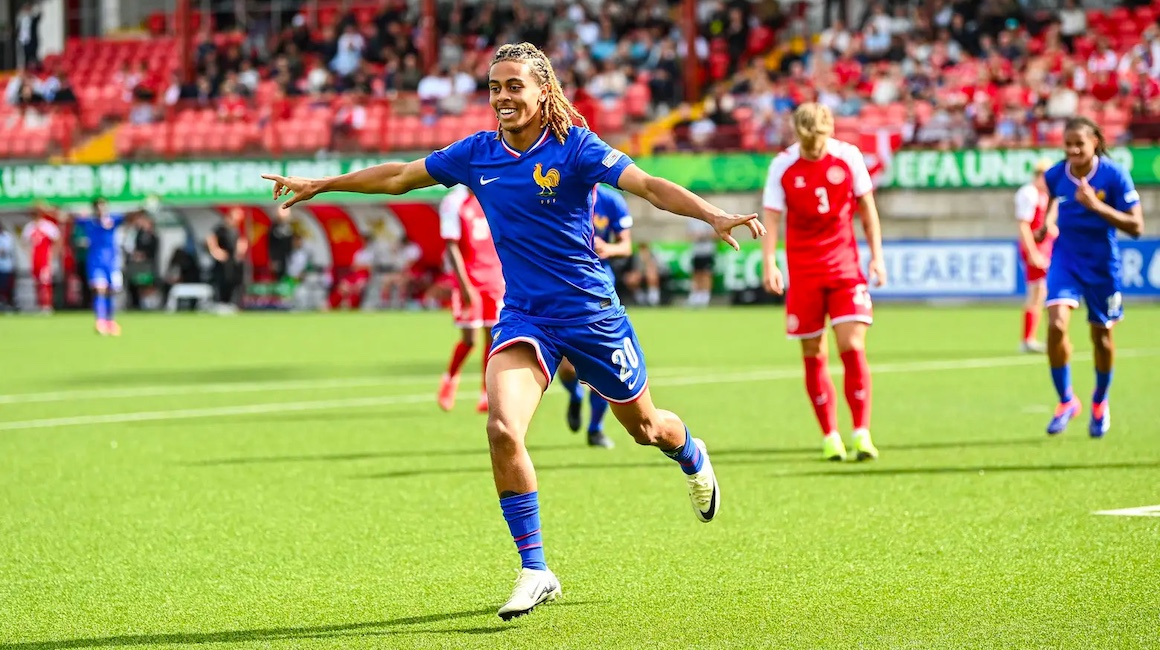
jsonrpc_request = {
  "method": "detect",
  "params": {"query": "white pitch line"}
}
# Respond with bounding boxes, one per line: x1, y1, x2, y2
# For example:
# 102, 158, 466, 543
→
0, 394, 437, 431
0, 366, 706, 405
1093, 505, 1160, 517
1, 350, 1155, 432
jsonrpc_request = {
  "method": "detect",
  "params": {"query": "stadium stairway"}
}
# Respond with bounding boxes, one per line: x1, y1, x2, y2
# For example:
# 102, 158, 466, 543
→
624, 102, 707, 157
65, 125, 119, 164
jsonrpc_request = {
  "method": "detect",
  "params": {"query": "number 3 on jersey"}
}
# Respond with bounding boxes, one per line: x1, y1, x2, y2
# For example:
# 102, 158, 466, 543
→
610, 337, 640, 383
815, 187, 830, 214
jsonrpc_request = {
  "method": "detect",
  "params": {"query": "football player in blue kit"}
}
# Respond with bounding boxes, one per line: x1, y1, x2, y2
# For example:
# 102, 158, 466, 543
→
262, 42, 764, 620
557, 184, 636, 449
67, 198, 140, 336
1042, 117, 1144, 438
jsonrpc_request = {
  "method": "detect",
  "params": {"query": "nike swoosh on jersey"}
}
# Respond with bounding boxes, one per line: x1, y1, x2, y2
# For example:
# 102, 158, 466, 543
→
480, 176, 500, 185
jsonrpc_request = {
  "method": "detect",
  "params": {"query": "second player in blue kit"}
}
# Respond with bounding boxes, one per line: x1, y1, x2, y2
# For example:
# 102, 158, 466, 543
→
557, 184, 637, 448
261, 43, 764, 620
69, 198, 138, 336
1042, 117, 1144, 437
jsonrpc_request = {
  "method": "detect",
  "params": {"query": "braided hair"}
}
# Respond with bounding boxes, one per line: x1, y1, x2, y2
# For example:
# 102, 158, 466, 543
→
491, 42, 587, 144
1064, 116, 1109, 157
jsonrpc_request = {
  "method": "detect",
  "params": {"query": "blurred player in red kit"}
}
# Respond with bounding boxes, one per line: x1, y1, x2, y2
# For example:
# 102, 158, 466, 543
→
1014, 159, 1056, 353
22, 205, 61, 314
761, 103, 886, 461
438, 184, 505, 413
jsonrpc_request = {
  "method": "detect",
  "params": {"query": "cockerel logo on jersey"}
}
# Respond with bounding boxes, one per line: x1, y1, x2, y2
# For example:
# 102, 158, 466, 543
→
533, 163, 560, 198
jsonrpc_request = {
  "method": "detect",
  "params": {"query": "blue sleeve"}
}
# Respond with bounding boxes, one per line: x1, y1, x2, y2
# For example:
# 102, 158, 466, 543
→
1044, 165, 1063, 199
604, 189, 633, 232
113, 214, 125, 227
424, 137, 474, 188
575, 129, 634, 189
1111, 165, 1140, 212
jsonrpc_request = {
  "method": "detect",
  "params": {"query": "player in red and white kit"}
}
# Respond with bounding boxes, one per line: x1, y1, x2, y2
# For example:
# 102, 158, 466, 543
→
22, 207, 61, 314
761, 103, 886, 461
437, 185, 505, 413
1014, 159, 1056, 353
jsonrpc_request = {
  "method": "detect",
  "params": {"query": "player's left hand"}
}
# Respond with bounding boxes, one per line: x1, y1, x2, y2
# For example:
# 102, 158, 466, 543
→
868, 258, 888, 287
707, 212, 766, 251
1075, 178, 1100, 209
593, 236, 609, 259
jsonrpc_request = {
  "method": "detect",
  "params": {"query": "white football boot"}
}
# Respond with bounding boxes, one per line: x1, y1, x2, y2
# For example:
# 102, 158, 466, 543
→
497, 568, 561, 621
686, 438, 720, 523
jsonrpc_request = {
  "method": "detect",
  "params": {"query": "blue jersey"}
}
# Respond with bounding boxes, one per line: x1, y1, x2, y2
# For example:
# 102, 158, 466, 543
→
592, 184, 633, 277
426, 126, 634, 325
1045, 156, 1139, 280
79, 214, 124, 268
592, 184, 632, 244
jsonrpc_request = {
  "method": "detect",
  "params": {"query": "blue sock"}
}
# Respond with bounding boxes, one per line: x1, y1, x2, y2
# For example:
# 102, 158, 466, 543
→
1093, 370, 1113, 404
94, 294, 108, 321
560, 375, 583, 402
106, 294, 115, 320
587, 390, 608, 433
500, 492, 546, 571
663, 428, 704, 476
1050, 365, 1073, 404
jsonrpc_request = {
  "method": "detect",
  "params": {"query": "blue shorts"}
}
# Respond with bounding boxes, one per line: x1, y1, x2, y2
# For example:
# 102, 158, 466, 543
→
88, 263, 123, 291
489, 309, 648, 403
1045, 258, 1122, 327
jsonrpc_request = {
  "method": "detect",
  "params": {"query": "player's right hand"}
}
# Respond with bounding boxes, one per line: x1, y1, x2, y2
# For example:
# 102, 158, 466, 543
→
461, 286, 478, 309
763, 264, 785, 295
1028, 252, 1048, 270
261, 174, 321, 208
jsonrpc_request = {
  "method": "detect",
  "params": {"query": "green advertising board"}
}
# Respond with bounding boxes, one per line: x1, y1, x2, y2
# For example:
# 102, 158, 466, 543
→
2, 146, 1159, 206
0, 157, 447, 208
648, 240, 783, 292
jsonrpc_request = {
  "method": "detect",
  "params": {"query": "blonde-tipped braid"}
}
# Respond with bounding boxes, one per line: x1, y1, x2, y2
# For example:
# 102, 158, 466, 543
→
491, 42, 588, 144
792, 102, 835, 153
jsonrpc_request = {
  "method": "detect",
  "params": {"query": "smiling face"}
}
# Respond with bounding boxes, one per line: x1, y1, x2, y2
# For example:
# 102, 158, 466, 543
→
1064, 124, 1098, 169
488, 60, 548, 134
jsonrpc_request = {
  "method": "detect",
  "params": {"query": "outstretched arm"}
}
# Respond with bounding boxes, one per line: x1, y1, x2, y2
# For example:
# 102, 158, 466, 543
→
262, 159, 438, 208
616, 164, 765, 250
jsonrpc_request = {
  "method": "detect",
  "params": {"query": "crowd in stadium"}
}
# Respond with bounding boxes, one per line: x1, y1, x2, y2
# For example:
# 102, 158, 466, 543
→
5, 0, 1160, 156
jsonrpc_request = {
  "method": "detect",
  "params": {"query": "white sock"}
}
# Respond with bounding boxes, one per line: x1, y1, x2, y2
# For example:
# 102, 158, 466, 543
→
647, 287, 660, 305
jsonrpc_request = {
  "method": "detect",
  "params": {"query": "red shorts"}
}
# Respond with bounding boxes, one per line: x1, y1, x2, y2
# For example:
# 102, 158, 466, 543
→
1020, 240, 1054, 283
453, 285, 503, 328
785, 277, 873, 339
32, 264, 52, 285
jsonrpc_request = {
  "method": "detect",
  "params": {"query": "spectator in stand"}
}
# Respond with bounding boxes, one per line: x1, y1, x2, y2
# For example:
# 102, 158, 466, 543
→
331, 24, 366, 79
16, 1, 42, 69
217, 82, 249, 122
1057, 0, 1087, 52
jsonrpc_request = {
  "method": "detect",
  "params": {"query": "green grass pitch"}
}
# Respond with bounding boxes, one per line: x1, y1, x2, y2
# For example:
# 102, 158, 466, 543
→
1, 304, 1158, 649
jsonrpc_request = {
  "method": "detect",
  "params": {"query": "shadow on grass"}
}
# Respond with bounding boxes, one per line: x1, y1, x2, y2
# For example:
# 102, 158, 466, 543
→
352, 438, 1057, 479
186, 443, 577, 467
777, 459, 1160, 478
1, 602, 597, 649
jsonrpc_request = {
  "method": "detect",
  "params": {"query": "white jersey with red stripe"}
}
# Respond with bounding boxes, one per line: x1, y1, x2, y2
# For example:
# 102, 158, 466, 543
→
439, 185, 504, 292
22, 218, 61, 269
1014, 183, 1050, 233
763, 138, 873, 282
